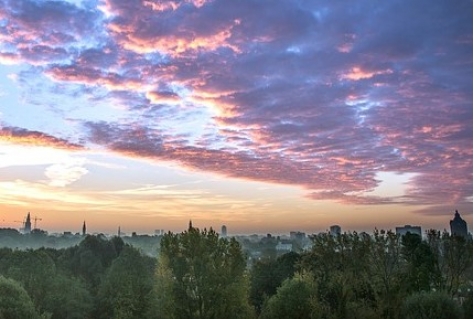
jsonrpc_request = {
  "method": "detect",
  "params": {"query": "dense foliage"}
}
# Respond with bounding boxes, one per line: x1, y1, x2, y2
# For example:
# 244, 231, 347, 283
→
0, 230, 470, 318
293, 230, 472, 319
155, 226, 255, 319
401, 291, 462, 319
0, 235, 155, 319
0, 275, 41, 319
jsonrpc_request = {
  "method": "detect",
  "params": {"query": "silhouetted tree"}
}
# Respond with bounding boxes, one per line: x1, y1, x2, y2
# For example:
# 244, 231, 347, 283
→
401, 233, 438, 293
367, 229, 404, 319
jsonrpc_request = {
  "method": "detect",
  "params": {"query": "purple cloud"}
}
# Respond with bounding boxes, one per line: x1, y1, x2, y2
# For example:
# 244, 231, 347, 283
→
0, 0, 471, 215
0, 126, 84, 150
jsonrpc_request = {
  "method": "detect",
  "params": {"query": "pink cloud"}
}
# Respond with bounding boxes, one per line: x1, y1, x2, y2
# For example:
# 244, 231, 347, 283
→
46, 65, 143, 91
0, 126, 84, 150
109, 20, 241, 57
341, 67, 393, 81
0, 0, 470, 216
146, 90, 181, 104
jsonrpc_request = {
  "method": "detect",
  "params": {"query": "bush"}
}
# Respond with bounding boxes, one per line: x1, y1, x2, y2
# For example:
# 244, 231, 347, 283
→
401, 291, 462, 319
260, 276, 313, 319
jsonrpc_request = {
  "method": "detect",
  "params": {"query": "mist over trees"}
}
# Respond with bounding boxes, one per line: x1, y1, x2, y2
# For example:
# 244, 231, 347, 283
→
0, 229, 471, 319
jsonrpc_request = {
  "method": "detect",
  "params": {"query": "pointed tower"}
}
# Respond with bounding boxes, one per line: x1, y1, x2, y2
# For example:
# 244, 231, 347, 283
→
221, 225, 227, 238
450, 210, 468, 238
24, 212, 32, 234
118, 226, 121, 237
188, 220, 193, 231
82, 221, 86, 236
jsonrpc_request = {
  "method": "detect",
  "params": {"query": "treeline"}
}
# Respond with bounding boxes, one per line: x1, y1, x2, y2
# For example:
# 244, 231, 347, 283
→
0, 235, 155, 319
253, 230, 472, 319
0, 228, 471, 319
0, 228, 161, 256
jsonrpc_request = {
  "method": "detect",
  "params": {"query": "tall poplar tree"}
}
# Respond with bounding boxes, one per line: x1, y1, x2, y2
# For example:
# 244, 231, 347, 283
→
155, 226, 254, 319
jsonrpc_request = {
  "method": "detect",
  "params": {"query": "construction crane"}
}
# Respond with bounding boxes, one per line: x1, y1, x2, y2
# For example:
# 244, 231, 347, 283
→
33, 216, 42, 230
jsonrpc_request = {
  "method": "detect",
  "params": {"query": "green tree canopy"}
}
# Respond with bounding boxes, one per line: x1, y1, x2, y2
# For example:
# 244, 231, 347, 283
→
156, 227, 254, 319
42, 274, 93, 319
0, 276, 40, 319
259, 275, 313, 319
0, 249, 56, 314
249, 252, 300, 313
401, 291, 462, 319
97, 246, 155, 319
67, 235, 122, 292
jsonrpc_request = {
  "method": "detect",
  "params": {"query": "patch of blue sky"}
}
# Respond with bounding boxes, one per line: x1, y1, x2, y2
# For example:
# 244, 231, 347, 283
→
345, 97, 380, 125
286, 46, 302, 54
0, 65, 31, 124
168, 82, 192, 98
144, 52, 169, 65
143, 83, 223, 145
156, 106, 213, 143
64, 91, 131, 122
65, 0, 100, 9
312, 7, 330, 22
1, 66, 128, 140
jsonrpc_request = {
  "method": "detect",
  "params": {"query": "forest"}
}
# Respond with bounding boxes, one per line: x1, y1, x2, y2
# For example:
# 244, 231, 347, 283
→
0, 227, 471, 319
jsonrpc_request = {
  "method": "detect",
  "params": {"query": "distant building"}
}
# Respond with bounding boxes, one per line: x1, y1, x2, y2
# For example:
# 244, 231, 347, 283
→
249, 234, 259, 242
395, 225, 422, 237
82, 221, 86, 236
450, 210, 468, 238
221, 225, 227, 238
276, 241, 292, 252
329, 225, 341, 236
290, 231, 306, 241
24, 212, 32, 234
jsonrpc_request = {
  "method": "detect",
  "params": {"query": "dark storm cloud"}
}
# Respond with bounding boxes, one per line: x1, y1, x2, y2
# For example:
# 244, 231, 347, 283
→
1, 0, 471, 214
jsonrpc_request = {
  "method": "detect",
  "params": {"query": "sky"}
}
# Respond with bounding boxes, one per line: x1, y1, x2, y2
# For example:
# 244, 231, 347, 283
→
0, 0, 472, 235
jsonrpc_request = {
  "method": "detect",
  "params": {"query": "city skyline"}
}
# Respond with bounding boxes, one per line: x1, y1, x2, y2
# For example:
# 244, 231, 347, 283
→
6, 209, 470, 237
0, 0, 472, 234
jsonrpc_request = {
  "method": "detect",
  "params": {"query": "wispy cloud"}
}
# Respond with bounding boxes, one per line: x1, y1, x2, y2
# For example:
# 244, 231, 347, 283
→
44, 161, 89, 187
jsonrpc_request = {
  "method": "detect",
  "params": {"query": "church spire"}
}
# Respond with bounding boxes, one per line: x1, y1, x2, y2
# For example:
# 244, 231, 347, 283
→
24, 212, 32, 234
82, 221, 86, 236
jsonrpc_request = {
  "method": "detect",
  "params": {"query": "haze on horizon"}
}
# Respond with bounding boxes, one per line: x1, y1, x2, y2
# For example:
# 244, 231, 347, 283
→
0, 0, 472, 235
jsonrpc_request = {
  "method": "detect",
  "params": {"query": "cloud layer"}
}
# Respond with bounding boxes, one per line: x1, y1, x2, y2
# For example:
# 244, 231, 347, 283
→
0, 0, 471, 215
